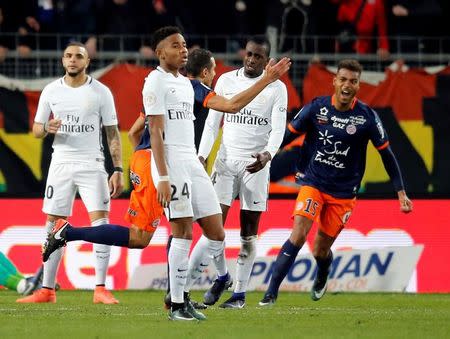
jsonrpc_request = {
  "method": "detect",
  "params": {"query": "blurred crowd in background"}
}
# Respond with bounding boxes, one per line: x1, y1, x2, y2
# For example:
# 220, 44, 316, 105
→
1, 0, 449, 62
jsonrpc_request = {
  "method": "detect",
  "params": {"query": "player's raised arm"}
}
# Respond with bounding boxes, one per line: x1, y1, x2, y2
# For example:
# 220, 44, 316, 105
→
205, 57, 291, 113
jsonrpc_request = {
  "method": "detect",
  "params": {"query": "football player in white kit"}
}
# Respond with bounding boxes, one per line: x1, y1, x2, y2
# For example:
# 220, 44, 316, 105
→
17, 42, 124, 304
197, 37, 288, 308
40, 31, 291, 320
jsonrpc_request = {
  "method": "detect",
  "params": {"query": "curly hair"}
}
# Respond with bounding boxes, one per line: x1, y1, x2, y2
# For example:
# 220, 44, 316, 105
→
151, 26, 182, 51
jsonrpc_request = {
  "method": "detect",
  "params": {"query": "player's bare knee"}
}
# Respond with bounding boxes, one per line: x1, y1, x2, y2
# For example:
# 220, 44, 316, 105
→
312, 247, 330, 259
207, 232, 225, 242
290, 222, 310, 247
129, 228, 152, 248
289, 233, 306, 247
201, 225, 225, 241
312, 238, 332, 259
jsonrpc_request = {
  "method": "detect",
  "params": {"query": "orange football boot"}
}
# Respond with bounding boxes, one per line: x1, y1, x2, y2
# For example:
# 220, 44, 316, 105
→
16, 288, 56, 303
93, 286, 119, 304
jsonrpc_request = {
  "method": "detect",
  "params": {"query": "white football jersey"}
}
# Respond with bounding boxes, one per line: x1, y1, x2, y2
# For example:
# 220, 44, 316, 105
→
198, 68, 288, 160
34, 76, 118, 162
142, 67, 196, 159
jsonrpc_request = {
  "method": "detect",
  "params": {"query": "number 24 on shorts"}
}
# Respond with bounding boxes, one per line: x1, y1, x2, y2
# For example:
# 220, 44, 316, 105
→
170, 183, 190, 200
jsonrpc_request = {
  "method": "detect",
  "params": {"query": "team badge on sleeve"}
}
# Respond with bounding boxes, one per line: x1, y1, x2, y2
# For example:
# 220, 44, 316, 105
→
144, 92, 157, 107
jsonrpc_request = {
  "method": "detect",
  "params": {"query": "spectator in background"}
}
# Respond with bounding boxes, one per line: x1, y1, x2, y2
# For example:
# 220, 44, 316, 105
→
388, 0, 442, 53
97, 0, 143, 52
53, 0, 100, 57
333, 0, 390, 59
0, 0, 40, 59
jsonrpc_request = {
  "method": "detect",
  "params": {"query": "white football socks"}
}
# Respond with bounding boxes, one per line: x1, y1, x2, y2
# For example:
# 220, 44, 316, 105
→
185, 235, 210, 292
234, 235, 257, 294
43, 220, 62, 289
169, 238, 192, 303
208, 237, 228, 277
92, 218, 111, 286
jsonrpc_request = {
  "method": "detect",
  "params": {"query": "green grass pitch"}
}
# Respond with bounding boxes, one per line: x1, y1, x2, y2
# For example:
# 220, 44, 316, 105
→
1, 290, 449, 338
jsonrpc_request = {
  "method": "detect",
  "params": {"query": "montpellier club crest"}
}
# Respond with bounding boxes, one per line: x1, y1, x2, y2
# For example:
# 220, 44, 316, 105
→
346, 124, 356, 134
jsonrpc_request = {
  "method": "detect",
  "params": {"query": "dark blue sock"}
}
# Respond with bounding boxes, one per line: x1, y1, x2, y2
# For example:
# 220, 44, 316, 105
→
316, 251, 333, 272
218, 272, 230, 282
65, 224, 130, 247
266, 239, 301, 297
232, 292, 245, 300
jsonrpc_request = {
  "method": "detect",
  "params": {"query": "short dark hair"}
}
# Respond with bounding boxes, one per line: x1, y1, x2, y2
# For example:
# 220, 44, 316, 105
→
247, 36, 271, 57
64, 41, 86, 50
337, 59, 363, 75
151, 26, 182, 51
186, 49, 213, 77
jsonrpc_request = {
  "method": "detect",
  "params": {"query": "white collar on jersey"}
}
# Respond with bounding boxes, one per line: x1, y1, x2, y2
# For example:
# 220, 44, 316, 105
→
236, 67, 266, 81
157, 66, 182, 78
60, 75, 92, 88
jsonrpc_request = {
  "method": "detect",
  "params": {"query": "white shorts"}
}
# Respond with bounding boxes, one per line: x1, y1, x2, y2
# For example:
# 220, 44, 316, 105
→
42, 161, 110, 216
211, 158, 270, 212
151, 155, 221, 220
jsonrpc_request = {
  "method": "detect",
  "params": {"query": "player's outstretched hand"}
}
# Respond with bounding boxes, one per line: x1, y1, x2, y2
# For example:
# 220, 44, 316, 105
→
109, 172, 124, 198
264, 57, 291, 83
246, 151, 271, 173
45, 118, 62, 134
398, 190, 413, 213
157, 181, 171, 208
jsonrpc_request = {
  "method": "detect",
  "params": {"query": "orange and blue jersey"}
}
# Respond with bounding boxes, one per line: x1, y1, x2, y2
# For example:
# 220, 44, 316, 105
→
135, 79, 215, 151
287, 95, 394, 198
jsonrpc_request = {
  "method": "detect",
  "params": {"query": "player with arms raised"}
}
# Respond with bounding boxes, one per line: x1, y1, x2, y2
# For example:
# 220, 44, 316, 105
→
259, 59, 413, 306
